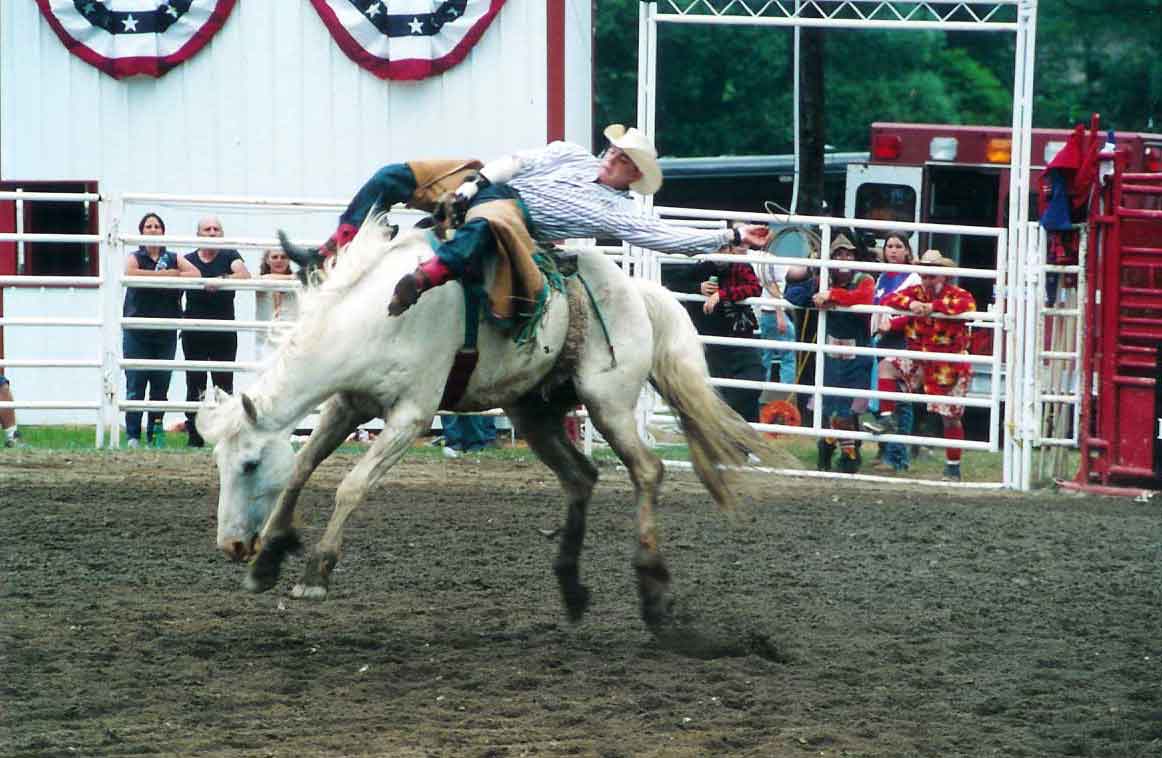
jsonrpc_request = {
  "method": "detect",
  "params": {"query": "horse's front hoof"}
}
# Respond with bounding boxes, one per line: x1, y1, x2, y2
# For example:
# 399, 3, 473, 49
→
244, 532, 301, 593
291, 583, 328, 600
243, 572, 277, 594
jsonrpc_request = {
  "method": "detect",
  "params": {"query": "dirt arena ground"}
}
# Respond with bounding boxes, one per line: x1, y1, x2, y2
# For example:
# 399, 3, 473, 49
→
2, 448, 1160, 757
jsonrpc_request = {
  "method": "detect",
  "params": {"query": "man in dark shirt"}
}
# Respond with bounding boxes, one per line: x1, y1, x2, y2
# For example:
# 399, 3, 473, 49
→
784, 233, 875, 473
181, 216, 250, 447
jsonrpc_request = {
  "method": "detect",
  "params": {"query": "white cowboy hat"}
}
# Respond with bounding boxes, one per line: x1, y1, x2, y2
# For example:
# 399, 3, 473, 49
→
919, 249, 956, 268
603, 124, 663, 195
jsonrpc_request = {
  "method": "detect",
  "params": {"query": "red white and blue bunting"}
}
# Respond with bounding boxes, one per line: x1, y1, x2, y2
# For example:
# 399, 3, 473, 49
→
309, 0, 508, 81
34, 0, 237, 79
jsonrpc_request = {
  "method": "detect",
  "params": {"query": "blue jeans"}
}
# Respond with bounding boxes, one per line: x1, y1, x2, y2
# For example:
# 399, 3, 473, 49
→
123, 331, 177, 441
881, 401, 914, 470
444, 415, 497, 452
759, 310, 796, 385
342, 163, 418, 229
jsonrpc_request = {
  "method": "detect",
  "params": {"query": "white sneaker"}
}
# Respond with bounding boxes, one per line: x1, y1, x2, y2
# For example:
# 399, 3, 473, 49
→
127, 438, 141, 449
443, 445, 461, 459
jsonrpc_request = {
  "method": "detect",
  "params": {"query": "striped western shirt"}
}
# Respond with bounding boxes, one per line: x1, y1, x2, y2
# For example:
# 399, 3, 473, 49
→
506, 142, 733, 255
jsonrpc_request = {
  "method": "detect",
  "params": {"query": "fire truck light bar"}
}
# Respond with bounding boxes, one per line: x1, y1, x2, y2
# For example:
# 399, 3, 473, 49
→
986, 138, 1012, 163
929, 137, 958, 161
872, 134, 902, 160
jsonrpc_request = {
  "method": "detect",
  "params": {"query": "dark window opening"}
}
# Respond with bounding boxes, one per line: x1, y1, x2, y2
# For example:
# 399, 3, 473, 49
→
854, 182, 917, 225
923, 167, 1001, 309
0, 181, 99, 277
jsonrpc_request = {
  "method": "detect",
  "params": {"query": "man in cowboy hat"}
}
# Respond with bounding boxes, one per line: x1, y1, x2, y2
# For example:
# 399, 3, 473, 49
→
278, 125, 771, 313
863, 249, 977, 482
784, 233, 876, 474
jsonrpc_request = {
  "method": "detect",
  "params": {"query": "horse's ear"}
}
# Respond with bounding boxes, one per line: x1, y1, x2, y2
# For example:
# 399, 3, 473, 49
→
203, 386, 230, 407
240, 394, 259, 427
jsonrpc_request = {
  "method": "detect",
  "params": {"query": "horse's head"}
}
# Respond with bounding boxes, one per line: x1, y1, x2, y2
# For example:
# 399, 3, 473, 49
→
197, 387, 296, 562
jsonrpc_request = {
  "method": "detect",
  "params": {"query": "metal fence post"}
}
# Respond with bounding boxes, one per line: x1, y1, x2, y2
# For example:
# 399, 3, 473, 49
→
99, 193, 123, 448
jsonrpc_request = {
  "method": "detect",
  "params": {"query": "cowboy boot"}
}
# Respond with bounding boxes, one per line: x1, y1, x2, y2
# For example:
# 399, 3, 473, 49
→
816, 439, 835, 472
388, 257, 454, 316
278, 223, 358, 269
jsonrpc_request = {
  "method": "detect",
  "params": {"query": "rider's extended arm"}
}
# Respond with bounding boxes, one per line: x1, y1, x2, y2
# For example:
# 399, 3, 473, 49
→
453, 154, 526, 202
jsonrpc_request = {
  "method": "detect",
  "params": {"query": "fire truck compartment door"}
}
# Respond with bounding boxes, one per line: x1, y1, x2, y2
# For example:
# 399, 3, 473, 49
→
844, 164, 922, 228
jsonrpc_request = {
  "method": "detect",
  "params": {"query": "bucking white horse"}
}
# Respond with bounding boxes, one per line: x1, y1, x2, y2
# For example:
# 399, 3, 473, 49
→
196, 217, 778, 626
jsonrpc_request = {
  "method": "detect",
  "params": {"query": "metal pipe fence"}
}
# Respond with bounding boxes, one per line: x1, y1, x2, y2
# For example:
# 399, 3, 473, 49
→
1, 187, 1069, 489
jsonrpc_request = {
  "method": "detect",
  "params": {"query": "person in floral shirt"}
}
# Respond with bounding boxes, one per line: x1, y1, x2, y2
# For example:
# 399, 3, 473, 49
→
863, 249, 977, 481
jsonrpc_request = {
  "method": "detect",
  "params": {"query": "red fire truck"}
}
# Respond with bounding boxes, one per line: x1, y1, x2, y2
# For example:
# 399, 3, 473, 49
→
847, 120, 1162, 489
845, 121, 1162, 309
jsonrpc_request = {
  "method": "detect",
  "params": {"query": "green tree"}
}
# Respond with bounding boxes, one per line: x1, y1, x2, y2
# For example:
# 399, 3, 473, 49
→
593, 1, 1157, 156
1035, 0, 1162, 132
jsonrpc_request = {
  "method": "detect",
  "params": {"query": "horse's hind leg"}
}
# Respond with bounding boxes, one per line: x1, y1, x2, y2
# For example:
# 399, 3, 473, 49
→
582, 397, 670, 627
508, 402, 598, 622
247, 393, 372, 594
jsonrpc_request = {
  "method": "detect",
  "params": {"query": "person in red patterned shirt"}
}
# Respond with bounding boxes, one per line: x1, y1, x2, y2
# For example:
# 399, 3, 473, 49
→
862, 249, 977, 481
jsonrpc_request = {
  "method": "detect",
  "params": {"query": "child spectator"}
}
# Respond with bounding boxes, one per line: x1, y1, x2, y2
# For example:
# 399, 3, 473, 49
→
863, 249, 976, 481
756, 248, 796, 388
869, 231, 921, 472
255, 248, 299, 361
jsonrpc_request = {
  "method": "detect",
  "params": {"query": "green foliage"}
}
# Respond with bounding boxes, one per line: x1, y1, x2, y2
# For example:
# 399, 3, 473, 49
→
593, 1, 1159, 157
1035, 0, 1162, 132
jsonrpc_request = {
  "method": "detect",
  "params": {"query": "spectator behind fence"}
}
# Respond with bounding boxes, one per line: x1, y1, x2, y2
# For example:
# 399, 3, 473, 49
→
784, 233, 875, 473
863, 249, 976, 482
122, 212, 196, 448
756, 245, 796, 388
1, 373, 26, 448
255, 248, 299, 361
868, 231, 921, 472
181, 216, 251, 447
689, 239, 764, 422
441, 414, 498, 458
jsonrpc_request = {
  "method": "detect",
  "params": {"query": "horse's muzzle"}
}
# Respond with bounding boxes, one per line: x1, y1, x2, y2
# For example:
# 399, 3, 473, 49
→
222, 535, 262, 562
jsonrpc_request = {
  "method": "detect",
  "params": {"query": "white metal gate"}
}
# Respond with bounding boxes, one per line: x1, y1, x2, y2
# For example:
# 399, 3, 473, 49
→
1, 185, 1077, 492
632, 0, 1041, 489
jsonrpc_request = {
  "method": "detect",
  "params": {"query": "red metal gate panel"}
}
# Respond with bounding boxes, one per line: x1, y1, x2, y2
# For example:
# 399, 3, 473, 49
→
1077, 154, 1162, 488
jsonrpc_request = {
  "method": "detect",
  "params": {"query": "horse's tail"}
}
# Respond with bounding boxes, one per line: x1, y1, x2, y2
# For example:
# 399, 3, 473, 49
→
637, 279, 781, 509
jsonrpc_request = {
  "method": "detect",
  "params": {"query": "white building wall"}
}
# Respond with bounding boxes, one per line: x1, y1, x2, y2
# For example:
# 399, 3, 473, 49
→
1, 0, 592, 426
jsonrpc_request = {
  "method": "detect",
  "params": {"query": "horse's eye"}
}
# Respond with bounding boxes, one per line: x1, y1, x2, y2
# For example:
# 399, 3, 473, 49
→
242, 460, 260, 474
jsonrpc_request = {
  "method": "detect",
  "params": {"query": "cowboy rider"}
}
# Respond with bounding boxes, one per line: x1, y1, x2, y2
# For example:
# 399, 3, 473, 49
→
279, 125, 772, 314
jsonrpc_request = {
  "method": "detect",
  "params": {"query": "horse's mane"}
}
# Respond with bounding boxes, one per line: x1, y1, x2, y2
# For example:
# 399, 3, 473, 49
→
278, 214, 428, 362
196, 391, 249, 444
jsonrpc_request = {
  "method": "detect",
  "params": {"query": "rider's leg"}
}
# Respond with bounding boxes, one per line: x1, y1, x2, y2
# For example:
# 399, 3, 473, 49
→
335, 164, 419, 244
388, 217, 496, 316
281, 163, 419, 266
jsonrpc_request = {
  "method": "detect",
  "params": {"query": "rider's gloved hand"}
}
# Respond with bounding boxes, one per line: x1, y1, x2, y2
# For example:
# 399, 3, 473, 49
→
437, 173, 491, 229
